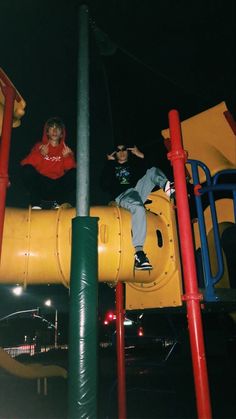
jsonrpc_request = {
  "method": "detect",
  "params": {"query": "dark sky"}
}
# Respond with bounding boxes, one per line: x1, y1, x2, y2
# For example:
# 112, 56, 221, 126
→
0, 0, 235, 318
1, 0, 235, 207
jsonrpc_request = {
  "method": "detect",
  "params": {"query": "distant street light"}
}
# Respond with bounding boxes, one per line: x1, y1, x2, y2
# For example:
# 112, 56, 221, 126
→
44, 299, 58, 348
12, 285, 23, 296
6, 291, 59, 349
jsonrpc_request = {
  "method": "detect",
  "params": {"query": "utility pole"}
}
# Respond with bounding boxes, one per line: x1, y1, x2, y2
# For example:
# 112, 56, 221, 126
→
68, 4, 98, 418
54, 309, 58, 349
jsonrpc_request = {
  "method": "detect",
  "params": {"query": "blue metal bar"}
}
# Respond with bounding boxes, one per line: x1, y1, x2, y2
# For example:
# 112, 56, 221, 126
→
188, 160, 219, 300
212, 170, 236, 222
187, 160, 236, 301
213, 169, 236, 185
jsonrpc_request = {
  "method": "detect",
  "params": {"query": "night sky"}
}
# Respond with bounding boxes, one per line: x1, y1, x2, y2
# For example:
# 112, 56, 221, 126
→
0, 1, 235, 319
1, 0, 235, 207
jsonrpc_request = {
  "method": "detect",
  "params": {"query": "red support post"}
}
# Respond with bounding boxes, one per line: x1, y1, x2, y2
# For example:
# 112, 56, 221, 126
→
0, 83, 16, 258
168, 109, 212, 419
115, 281, 127, 419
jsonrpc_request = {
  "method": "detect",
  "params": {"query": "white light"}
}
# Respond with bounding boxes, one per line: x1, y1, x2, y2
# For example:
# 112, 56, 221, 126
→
124, 319, 133, 326
12, 286, 23, 296
44, 299, 52, 307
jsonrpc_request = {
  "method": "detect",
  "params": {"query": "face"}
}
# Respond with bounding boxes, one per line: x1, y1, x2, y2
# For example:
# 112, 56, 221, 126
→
116, 145, 128, 163
47, 124, 63, 144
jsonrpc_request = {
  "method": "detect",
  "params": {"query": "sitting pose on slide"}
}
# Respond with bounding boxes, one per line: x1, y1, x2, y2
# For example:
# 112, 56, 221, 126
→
21, 117, 76, 209
101, 143, 175, 271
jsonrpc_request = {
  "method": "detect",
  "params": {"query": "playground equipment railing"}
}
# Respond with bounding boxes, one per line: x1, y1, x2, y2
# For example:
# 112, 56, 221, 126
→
187, 159, 236, 301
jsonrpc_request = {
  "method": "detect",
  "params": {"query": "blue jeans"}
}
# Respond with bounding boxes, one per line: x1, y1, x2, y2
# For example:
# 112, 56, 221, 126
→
115, 167, 168, 247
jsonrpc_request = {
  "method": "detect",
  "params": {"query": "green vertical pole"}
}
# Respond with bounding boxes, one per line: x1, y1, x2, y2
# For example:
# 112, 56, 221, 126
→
68, 217, 98, 418
68, 4, 98, 418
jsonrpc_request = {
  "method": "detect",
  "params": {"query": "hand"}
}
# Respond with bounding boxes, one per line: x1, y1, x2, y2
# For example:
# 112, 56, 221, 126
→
127, 145, 144, 159
62, 145, 72, 157
106, 151, 116, 160
39, 143, 49, 156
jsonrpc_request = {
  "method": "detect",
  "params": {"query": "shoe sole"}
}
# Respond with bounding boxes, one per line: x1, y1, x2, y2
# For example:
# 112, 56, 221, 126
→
135, 266, 153, 270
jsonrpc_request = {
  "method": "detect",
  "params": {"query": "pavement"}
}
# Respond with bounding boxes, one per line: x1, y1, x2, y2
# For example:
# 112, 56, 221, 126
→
0, 317, 235, 419
0, 371, 67, 419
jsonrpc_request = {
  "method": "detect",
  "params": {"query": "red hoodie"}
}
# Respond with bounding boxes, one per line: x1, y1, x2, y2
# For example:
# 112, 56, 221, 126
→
21, 122, 76, 179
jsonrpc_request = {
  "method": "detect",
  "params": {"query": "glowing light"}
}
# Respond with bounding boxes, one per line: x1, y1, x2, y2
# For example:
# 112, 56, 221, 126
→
124, 319, 133, 326
12, 285, 23, 296
138, 327, 144, 337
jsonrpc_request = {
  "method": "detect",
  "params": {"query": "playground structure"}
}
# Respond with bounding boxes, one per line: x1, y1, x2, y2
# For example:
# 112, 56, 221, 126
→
161, 101, 236, 301
0, 192, 182, 308
0, 347, 67, 380
0, 68, 25, 129
0, 67, 236, 418
0, 100, 234, 306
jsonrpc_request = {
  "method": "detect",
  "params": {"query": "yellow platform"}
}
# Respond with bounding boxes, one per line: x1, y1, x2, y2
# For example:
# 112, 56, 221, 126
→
162, 101, 236, 182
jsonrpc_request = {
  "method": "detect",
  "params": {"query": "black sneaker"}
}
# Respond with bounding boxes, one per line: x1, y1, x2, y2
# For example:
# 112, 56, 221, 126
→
134, 251, 153, 270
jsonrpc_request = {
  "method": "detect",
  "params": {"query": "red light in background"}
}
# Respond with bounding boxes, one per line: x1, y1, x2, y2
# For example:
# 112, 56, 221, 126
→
138, 326, 144, 337
103, 311, 116, 324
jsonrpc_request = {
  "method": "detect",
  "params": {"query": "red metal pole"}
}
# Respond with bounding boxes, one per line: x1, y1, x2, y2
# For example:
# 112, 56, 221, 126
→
0, 84, 15, 257
115, 281, 127, 419
168, 109, 212, 419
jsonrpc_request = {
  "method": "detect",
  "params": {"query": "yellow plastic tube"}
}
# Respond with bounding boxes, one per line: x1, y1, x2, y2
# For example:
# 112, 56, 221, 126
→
0, 192, 180, 281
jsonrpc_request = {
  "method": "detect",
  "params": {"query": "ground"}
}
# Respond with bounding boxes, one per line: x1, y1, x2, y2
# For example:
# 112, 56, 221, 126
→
0, 312, 235, 418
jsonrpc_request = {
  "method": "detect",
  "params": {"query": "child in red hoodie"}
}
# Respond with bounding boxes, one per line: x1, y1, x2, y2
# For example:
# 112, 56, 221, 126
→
21, 117, 76, 209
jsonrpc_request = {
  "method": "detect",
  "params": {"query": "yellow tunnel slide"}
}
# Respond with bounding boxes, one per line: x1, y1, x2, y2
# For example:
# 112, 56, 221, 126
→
0, 191, 183, 309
